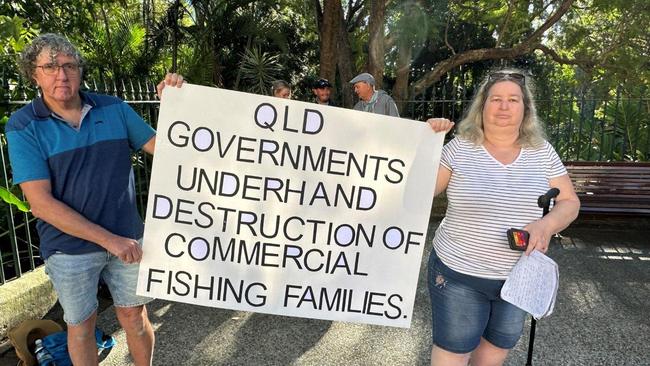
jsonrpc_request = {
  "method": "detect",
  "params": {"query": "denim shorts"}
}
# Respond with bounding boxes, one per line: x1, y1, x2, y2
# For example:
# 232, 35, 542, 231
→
44, 245, 152, 325
427, 249, 526, 354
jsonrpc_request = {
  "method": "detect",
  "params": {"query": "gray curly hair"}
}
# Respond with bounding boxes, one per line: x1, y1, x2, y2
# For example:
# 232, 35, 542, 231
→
456, 68, 546, 148
18, 33, 84, 84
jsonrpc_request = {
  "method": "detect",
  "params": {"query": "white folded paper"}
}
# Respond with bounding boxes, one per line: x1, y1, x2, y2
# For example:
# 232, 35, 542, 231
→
501, 250, 559, 319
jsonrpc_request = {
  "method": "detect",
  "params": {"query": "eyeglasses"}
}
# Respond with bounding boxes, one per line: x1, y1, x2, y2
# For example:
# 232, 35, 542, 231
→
36, 63, 81, 76
488, 72, 525, 84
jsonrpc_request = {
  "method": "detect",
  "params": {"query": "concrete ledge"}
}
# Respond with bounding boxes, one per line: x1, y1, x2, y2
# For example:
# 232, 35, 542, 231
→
0, 267, 58, 343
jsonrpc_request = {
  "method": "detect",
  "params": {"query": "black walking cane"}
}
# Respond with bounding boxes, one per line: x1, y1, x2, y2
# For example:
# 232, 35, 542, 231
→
526, 187, 560, 366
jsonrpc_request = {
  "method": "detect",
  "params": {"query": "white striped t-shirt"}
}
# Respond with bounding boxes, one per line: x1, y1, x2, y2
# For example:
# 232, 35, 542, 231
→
433, 137, 567, 279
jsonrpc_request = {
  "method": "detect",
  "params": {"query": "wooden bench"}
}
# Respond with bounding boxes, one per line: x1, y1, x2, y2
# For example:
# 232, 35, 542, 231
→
565, 161, 650, 215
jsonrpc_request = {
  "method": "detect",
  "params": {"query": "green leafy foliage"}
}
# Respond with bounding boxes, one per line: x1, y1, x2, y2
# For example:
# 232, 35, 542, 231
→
238, 46, 282, 95
0, 0, 647, 162
548, 0, 650, 91
0, 186, 29, 212
83, 11, 148, 79
0, 14, 37, 54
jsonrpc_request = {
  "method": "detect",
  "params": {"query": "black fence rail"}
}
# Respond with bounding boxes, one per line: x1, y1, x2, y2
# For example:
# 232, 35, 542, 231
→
0, 77, 159, 285
402, 94, 650, 162
0, 77, 648, 285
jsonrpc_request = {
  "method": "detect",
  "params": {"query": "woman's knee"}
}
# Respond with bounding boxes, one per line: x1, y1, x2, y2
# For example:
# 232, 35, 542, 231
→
469, 338, 510, 366
431, 345, 471, 366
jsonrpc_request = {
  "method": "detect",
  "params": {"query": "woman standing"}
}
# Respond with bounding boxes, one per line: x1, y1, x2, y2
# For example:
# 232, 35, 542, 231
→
426, 69, 580, 366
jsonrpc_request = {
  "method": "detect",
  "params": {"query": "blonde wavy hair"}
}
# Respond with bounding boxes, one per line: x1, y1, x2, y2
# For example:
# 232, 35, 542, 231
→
456, 68, 546, 148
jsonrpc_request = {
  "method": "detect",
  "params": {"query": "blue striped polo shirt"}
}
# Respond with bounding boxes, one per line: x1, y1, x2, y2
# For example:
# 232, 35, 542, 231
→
5, 92, 155, 259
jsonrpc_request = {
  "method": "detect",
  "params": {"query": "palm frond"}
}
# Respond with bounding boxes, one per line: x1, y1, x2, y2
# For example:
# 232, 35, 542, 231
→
238, 46, 282, 94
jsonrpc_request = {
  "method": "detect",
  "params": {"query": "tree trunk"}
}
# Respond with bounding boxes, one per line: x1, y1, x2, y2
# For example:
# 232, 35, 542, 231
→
313, 0, 323, 36
319, 0, 338, 84
99, 1, 120, 82
392, 43, 412, 114
335, 2, 355, 108
367, 0, 386, 90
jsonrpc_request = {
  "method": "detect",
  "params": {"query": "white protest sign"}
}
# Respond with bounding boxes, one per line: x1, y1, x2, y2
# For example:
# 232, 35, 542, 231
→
136, 84, 445, 328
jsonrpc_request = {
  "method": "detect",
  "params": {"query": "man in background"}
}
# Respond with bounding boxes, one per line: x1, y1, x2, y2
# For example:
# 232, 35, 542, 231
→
312, 78, 336, 106
349, 72, 399, 117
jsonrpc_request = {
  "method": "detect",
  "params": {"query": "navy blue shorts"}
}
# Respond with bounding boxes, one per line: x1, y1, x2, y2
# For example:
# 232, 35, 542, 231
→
427, 249, 526, 354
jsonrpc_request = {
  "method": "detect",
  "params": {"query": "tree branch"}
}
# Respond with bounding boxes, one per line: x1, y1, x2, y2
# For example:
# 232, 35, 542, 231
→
350, 0, 366, 15
412, 0, 576, 95
527, 0, 555, 25
385, 33, 397, 50
413, 48, 523, 94
535, 44, 590, 67
526, 0, 574, 42
444, 16, 455, 54
495, 0, 515, 48
347, 0, 367, 31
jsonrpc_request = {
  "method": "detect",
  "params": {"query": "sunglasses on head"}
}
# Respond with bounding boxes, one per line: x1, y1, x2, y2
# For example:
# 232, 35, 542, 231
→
488, 72, 525, 84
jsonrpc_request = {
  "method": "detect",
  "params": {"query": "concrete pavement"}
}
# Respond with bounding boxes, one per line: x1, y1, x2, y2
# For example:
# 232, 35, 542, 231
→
2, 219, 649, 365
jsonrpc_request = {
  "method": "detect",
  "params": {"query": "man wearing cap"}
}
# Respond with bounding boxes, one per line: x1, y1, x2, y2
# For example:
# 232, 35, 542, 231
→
349, 72, 399, 117
312, 78, 336, 106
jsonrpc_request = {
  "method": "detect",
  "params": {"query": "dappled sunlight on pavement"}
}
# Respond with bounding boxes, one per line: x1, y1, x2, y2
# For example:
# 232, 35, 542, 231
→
2, 220, 647, 366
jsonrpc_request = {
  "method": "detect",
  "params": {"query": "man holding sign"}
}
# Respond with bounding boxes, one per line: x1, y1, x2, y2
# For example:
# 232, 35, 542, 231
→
6, 33, 183, 366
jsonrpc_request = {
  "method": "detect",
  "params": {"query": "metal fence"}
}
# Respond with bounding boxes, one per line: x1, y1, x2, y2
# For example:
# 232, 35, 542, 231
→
1, 77, 648, 285
0, 78, 159, 285
402, 93, 650, 162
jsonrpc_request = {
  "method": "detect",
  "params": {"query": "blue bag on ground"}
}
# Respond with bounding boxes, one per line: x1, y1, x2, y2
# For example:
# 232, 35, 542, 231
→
39, 327, 116, 366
